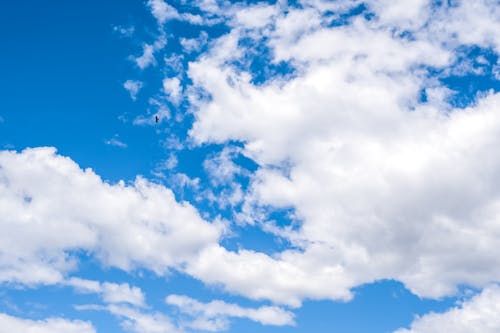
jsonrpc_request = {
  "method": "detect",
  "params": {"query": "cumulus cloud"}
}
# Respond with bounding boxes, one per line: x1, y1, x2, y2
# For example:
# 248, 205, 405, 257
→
166, 294, 295, 331
394, 285, 500, 333
185, 245, 353, 307
4, 1, 500, 331
174, 0, 500, 306
0, 147, 222, 285
0, 313, 95, 333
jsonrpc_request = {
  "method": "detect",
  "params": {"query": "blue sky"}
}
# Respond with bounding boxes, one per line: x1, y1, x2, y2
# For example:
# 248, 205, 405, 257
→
1, 1, 500, 332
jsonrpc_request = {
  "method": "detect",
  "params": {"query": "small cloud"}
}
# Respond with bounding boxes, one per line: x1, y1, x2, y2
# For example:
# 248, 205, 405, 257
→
133, 36, 166, 70
147, 0, 180, 25
113, 25, 135, 38
180, 31, 208, 54
164, 53, 185, 74
162, 77, 182, 105
161, 135, 184, 150
163, 153, 178, 170
135, 44, 156, 69
147, 0, 210, 26
123, 80, 143, 101
104, 135, 127, 148
165, 294, 295, 330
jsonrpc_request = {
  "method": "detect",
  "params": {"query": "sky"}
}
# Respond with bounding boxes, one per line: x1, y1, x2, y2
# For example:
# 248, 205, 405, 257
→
1, 0, 500, 332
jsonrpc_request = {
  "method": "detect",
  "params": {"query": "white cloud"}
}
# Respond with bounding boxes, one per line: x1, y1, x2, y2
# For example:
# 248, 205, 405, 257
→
430, 0, 500, 53
162, 77, 182, 105
124, 80, 143, 101
174, 0, 500, 306
162, 153, 178, 170
0, 313, 95, 333
147, 0, 212, 26
362, 1, 500, 54
180, 32, 208, 54
185, 245, 353, 307
112, 306, 178, 333
166, 294, 295, 331
113, 25, 135, 38
78, 304, 179, 333
233, 4, 276, 29
4, 2, 500, 329
134, 37, 166, 70
203, 147, 243, 186
366, 0, 431, 30
135, 44, 156, 69
0, 147, 222, 285
66, 277, 146, 307
104, 136, 127, 148
394, 285, 500, 333
147, 0, 180, 25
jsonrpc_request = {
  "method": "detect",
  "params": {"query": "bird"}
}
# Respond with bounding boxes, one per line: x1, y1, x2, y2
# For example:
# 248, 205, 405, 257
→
155, 115, 159, 123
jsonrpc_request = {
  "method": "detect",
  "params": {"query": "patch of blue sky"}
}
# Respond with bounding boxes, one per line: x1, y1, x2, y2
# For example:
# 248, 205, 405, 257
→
221, 223, 294, 254
0, 0, 166, 182
326, 3, 368, 27
295, 280, 459, 333
438, 46, 500, 108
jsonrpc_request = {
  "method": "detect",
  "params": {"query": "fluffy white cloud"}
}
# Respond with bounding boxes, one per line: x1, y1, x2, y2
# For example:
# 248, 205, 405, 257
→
428, 0, 500, 53
135, 44, 156, 69
162, 77, 182, 105
177, 0, 500, 306
4, 2, 500, 330
186, 244, 354, 307
166, 294, 294, 331
366, 0, 431, 30
0, 313, 95, 333
66, 277, 146, 307
233, 4, 276, 29
394, 285, 500, 333
0, 147, 223, 285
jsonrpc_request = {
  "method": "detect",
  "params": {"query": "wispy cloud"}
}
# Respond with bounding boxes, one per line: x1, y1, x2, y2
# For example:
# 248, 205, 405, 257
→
66, 277, 146, 308
104, 135, 127, 148
0, 313, 95, 333
166, 294, 295, 331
